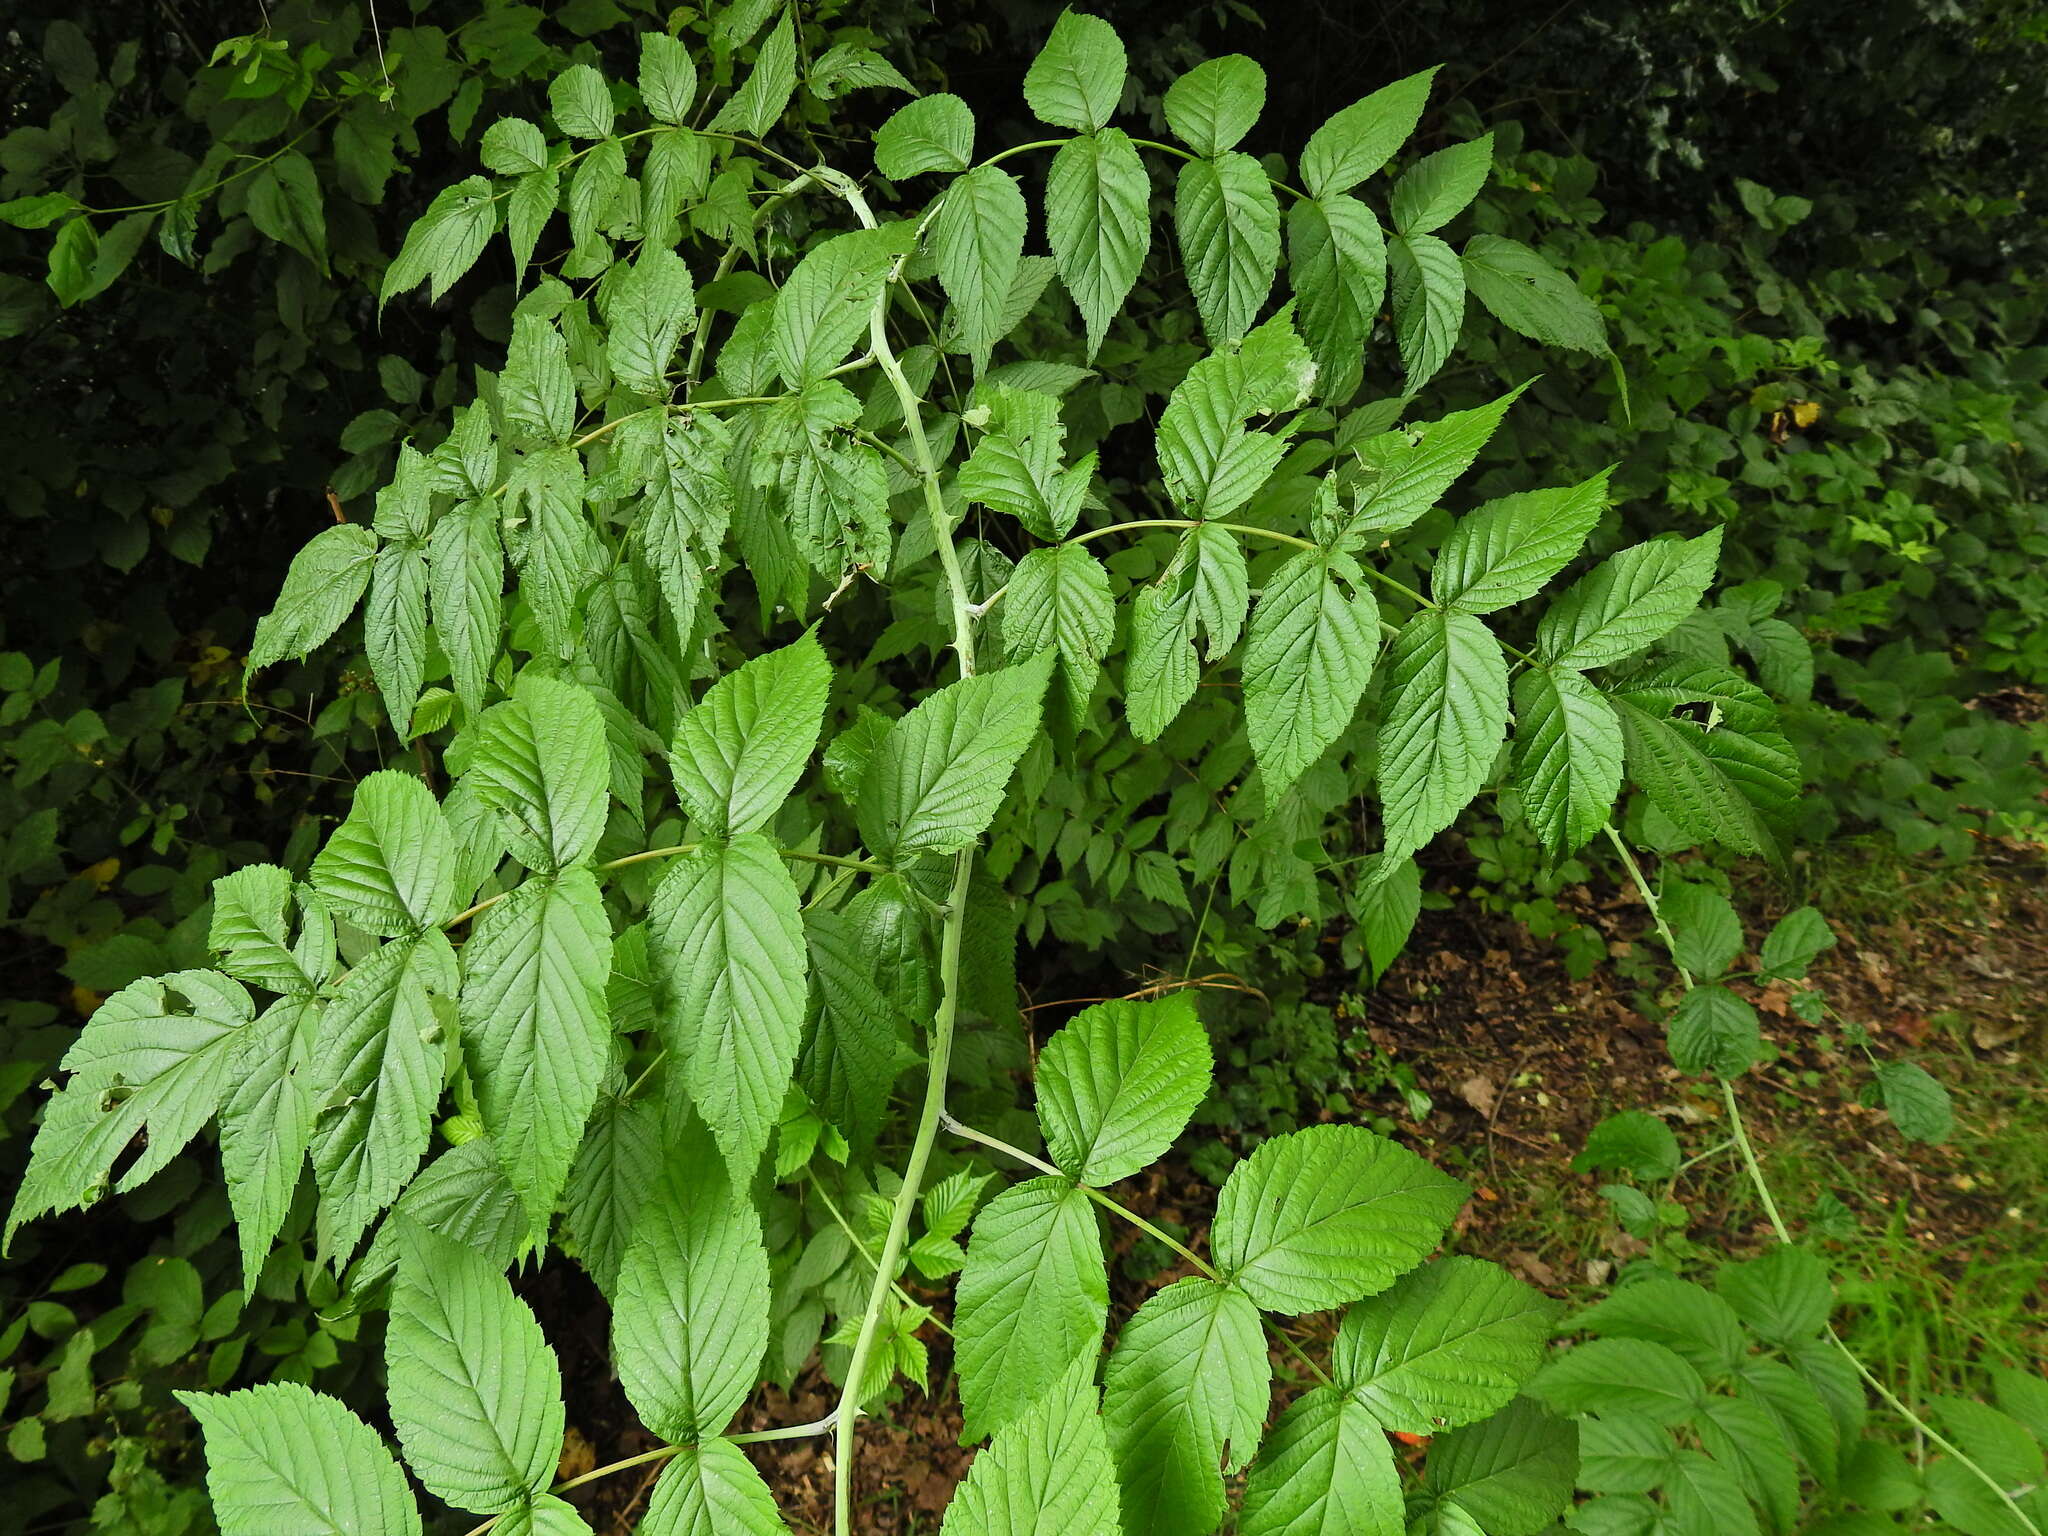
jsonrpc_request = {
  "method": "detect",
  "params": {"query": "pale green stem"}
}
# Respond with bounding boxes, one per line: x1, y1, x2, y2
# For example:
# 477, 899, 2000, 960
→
1069, 518, 1319, 554
1611, 827, 2041, 1536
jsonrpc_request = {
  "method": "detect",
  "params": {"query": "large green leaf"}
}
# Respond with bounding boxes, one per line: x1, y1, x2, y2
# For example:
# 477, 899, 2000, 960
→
1535, 529, 1724, 669
875, 93, 974, 178
1527, 1338, 1707, 1425
1022, 9, 1126, 132
1332, 1257, 1555, 1432
1243, 547, 1380, 799
649, 836, 808, 1187
770, 227, 900, 388
1391, 135, 1494, 236
247, 522, 377, 675
1300, 69, 1438, 199
429, 498, 505, 717
1421, 1398, 1580, 1536
1287, 194, 1385, 404
466, 674, 609, 874
1102, 1277, 1269, 1536
345, 1137, 527, 1304
311, 770, 457, 936
607, 248, 695, 395
1375, 610, 1509, 867
1462, 234, 1608, 354
1327, 385, 1529, 546
1212, 1124, 1469, 1314
388, 1222, 563, 1512
1612, 699, 1796, 860
614, 1154, 770, 1442
1237, 1386, 1403, 1536
309, 931, 457, 1262
934, 165, 1029, 373
955, 1178, 1108, 1443
220, 995, 320, 1288
943, 1356, 1120, 1536
1432, 472, 1611, 615
1044, 129, 1150, 359
638, 1439, 786, 1534
669, 632, 830, 837
1176, 153, 1280, 346
177, 1382, 421, 1536
209, 864, 333, 995
856, 654, 1053, 861
1510, 666, 1624, 858
461, 869, 612, 1236
1035, 995, 1213, 1186
1001, 543, 1114, 725
1716, 1247, 1833, 1347
1389, 231, 1465, 390
7, 971, 251, 1247
1163, 55, 1266, 157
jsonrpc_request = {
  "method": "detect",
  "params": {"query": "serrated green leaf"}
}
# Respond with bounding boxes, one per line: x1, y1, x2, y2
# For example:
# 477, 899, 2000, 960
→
771, 227, 899, 388
467, 674, 608, 874
1576, 1415, 1673, 1495
1163, 55, 1265, 157
1391, 134, 1493, 236
7, 971, 251, 1249
709, 12, 796, 137
608, 248, 695, 395
857, 654, 1053, 861
1423, 1397, 1579, 1536
669, 631, 830, 836
381, 176, 497, 310
1287, 193, 1385, 404
1463, 234, 1607, 354
507, 446, 604, 660
1389, 231, 1465, 390
1243, 547, 1380, 799
1611, 701, 1796, 860
934, 166, 1029, 374
1663, 880, 1743, 980
1528, 1337, 1706, 1425
549, 64, 614, 139
1238, 1385, 1402, 1536
430, 499, 504, 718
247, 151, 328, 272
1574, 1277, 1747, 1380
1376, 610, 1509, 867
1699, 1394, 1801, 1533
1511, 667, 1623, 859
1536, 529, 1724, 669
461, 869, 612, 1236
209, 864, 331, 994
615, 1148, 768, 1441
1301, 68, 1438, 199
559, 1096, 660, 1299
1759, 908, 1834, 980
1045, 129, 1150, 359
367, 544, 428, 733
1331, 384, 1528, 545
1126, 523, 1249, 742
1433, 472, 1610, 614
1213, 1123, 1469, 1314
311, 770, 456, 936
1023, 10, 1126, 132
1876, 1062, 1952, 1144
876, 93, 974, 177
220, 995, 319, 1289
955, 1179, 1108, 1443
639, 32, 697, 124
649, 835, 807, 1187
799, 909, 910, 1155
388, 1221, 562, 1511
1102, 1277, 1269, 1536
638, 1438, 787, 1535
1036, 995, 1212, 1185
1667, 984, 1761, 1078
178, 1382, 421, 1536
247, 522, 377, 675
345, 1137, 527, 1306
1332, 1256, 1554, 1432
1156, 310, 1314, 518
1176, 153, 1280, 346
1352, 854, 1422, 984
944, 1354, 1119, 1535
1666, 1449, 1761, 1536
1001, 543, 1113, 725
309, 931, 456, 1262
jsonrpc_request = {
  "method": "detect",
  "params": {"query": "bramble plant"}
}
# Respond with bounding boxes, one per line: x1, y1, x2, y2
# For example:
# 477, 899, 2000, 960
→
6, 8, 2022, 1536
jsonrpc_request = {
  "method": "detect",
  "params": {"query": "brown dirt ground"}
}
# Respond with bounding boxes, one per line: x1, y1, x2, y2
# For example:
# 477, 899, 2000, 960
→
542, 842, 2048, 1535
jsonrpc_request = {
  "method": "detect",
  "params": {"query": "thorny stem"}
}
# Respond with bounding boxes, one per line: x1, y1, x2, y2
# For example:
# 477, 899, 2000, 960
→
1612, 829, 2042, 1536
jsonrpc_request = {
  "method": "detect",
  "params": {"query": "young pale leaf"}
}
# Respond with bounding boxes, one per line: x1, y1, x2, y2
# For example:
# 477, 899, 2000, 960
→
1389, 231, 1466, 390
1045, 129, 1150, 359
220, 996, 319, 1289
6, 971, 251, 1248
1432, 472, 1611, 614
1287, 194, 1385, 404
1243, 547, 1380, 799
1536, 529, 1725, 668
1333, 383, 1529, 545
1422, 1398, 1580, 1536
1237, 1386, 1402, 1536
669, 631, 831, 836
1462, 234, 1608, 354
1176, 153, 1280, 346
875, 93, 974, 178
467, 674, 609, 873
1876, 1062, 1952, 1144
311, 770, 456, 936
615, 1152, 770, 1442
933, 166, 1029, 374
1573, 1277, 1747, 1381
1300, 68, 1438, 199
309, 931, 457, 1262
429, 499, 504, 718
639, 32, 697, 124
1376, 610, 1510, 868
1162, 55, 1265, 156
1035, 995, 1213, 1185
856, 653, 1053, 861
1391, 134, 1494, 236
381, 176, 496, 310
246, 522, 376, 675
1510, 667, 1624, 859
177, 1382, 421, 1536
388, 1222, 563, 1512
638, 1438, 786, 1535
649, 836, 808, 1187
1332, 1257, 1554, 1432
1102, 1277, 1269, 1536
1022, 10, 1126, 132
608, 249, 695, 395
461, 870, 612, 1236
1213, 1123, 1469, 1314
771, 227, 902, 388
1667, 984, 1761, 1078
1001, 543, 1113, 726
943, 1355, 1119, 1536
708, 13, 797, 137
1527, 1337, 1707, 1425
